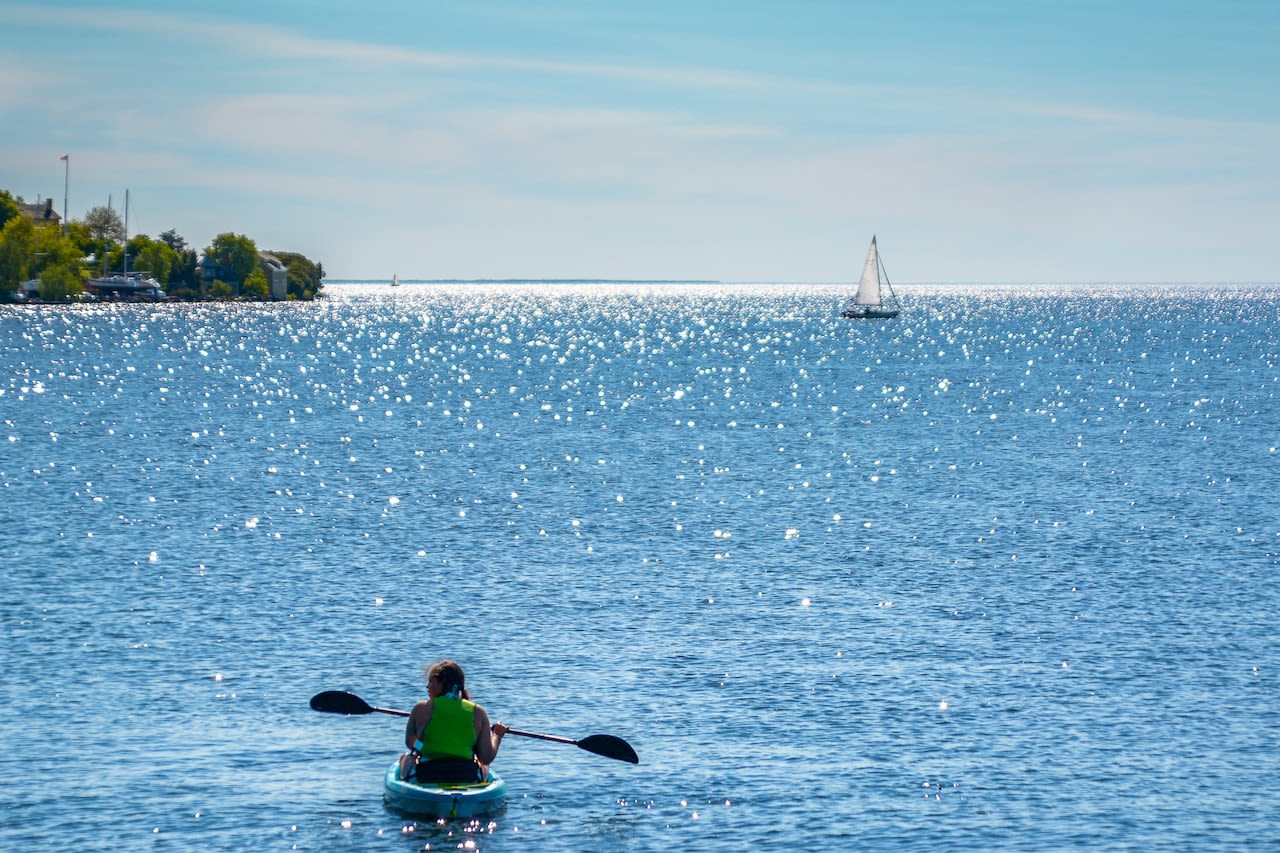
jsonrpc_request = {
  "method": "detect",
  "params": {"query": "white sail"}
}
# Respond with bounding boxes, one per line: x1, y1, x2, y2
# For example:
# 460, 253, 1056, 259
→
853, 236, 881, 305
841, 234, 900, 319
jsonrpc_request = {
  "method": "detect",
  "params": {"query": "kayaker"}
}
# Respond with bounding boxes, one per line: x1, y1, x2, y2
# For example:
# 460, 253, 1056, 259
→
399, 660, 508, 783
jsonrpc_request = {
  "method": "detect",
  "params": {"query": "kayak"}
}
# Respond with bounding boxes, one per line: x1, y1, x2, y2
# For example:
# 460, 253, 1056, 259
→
382, 761, 507, 819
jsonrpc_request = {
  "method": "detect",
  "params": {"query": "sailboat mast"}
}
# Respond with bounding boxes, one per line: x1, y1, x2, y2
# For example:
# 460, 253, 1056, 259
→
104, 194, 113, 275
878, 247, 898, 306
123, 189, 129, 275
62, 155, 69, 237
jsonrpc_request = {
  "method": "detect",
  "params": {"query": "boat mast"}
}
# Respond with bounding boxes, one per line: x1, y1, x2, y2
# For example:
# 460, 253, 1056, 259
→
103, 194, 113, 275
878, 249, 898, 308
61, 155, 69, 237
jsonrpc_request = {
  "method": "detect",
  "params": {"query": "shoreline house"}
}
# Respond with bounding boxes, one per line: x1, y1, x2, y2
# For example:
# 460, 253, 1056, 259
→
20, 198, 62, 228
260, 253, 288, 300
198, 251, 289, 300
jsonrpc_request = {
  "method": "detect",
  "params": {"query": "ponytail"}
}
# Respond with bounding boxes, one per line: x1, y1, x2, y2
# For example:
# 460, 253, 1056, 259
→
425, 659, 470, 700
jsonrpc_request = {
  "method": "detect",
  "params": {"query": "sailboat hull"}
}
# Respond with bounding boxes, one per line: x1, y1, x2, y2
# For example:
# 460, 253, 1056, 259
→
86, 273, 166, 301
842, 306, 899, 320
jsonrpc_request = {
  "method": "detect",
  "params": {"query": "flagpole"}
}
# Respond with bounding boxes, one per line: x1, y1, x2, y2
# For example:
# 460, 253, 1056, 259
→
61, 154, 69, 237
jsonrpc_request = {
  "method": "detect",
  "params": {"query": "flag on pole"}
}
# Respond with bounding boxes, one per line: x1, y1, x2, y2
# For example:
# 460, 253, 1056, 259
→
60, 154, 68, 161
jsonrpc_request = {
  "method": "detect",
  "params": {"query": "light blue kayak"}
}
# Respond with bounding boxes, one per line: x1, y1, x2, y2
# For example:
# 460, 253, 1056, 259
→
382, 761, 507, 819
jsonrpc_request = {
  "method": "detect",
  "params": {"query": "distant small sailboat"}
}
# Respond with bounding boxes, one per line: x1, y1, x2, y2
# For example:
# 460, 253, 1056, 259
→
841, 235, 900, 319
391, 273, 399, 287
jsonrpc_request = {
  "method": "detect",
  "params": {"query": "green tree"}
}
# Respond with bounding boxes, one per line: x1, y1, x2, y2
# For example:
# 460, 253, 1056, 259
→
210, 279, 234, 299
0, 190, 22, 231
158, 229, 187, 252
64, 220, 92, 255
0, 215, 35, 298
131, 236, 177, 284
83, 205, 125, 244
82, 205, 126, 274
32, 222, 83, 277
241, 267, 269, 299
270, 250, 325, 300
39, 264, 83, 301
169, 247, 200, 295
206, 232, 258, 283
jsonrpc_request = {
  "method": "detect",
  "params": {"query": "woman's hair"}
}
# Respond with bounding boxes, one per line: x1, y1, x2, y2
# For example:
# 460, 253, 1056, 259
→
426, 659, 470, 700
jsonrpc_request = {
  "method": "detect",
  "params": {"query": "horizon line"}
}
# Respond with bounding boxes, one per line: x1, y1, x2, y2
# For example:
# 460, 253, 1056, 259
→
324, 278, 1280, 286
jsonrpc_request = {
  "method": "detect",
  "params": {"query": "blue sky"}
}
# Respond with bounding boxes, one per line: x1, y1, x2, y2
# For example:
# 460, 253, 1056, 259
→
2, 1, 1277, 281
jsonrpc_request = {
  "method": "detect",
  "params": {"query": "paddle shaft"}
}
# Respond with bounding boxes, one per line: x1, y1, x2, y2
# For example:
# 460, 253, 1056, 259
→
310, 690, 636, 762
503, 727, 577, 746
314, 695, 573, 741
364, 715, 576, 746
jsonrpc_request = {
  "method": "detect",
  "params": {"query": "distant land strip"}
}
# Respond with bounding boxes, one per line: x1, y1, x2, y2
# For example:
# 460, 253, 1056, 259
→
329, 279, 722, 284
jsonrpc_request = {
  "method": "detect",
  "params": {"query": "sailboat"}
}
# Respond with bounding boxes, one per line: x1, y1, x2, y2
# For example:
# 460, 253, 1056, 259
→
391, 273, 399, 287
841, 235, 900, 319
86, 190, 166, 301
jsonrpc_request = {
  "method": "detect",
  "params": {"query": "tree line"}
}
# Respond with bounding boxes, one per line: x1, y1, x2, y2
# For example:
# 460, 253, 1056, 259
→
0, 189, 324, 302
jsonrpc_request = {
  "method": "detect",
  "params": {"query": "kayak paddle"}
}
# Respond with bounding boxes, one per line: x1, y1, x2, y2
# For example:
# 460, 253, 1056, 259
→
503, 726, 639, 764
309, 690, 639, 763
310, 689, 409, 717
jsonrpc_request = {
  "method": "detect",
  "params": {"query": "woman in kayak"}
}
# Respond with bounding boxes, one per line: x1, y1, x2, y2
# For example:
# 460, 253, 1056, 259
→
399, 660, 508, 783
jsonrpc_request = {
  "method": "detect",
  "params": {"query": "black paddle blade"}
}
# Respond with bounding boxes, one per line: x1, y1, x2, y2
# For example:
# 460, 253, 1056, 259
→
310, 690, 375, 715
577, 734, 639, 764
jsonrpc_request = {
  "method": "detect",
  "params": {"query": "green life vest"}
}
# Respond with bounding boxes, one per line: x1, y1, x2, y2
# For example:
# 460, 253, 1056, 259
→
413, 696, 477, 761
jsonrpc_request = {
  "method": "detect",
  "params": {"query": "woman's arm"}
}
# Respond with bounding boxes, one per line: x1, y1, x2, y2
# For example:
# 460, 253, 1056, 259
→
472, 704, 506, 765
404, 700, 433, 751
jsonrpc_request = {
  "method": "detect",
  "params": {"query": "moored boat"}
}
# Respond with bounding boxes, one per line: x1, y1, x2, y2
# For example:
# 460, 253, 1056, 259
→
382, 761, 507, 819
85, 271, 167, 301
86, 189, 167, 301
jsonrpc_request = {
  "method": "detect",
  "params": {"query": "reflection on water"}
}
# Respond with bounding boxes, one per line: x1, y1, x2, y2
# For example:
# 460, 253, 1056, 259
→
2, 283, 1278, 851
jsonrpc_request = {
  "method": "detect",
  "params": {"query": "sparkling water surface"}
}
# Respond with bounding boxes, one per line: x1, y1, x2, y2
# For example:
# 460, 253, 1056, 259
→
2, 283, 1278, 851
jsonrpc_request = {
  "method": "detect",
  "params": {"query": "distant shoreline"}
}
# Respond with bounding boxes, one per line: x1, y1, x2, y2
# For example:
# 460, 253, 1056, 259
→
323, 279, 1280, 287
326, 279, 722, 284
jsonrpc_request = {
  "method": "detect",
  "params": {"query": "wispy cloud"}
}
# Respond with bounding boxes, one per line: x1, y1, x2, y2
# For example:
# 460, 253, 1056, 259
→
5, 3, 806, 93
23, 2, 1243, 143
3, 2, 1276, 280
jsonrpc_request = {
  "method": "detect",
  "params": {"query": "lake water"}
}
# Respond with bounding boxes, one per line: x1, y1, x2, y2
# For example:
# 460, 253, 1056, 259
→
2, 283, 1278, 851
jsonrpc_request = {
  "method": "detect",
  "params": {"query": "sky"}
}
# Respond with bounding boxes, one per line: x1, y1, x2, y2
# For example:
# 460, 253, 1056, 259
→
2, 0, 1277, 282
